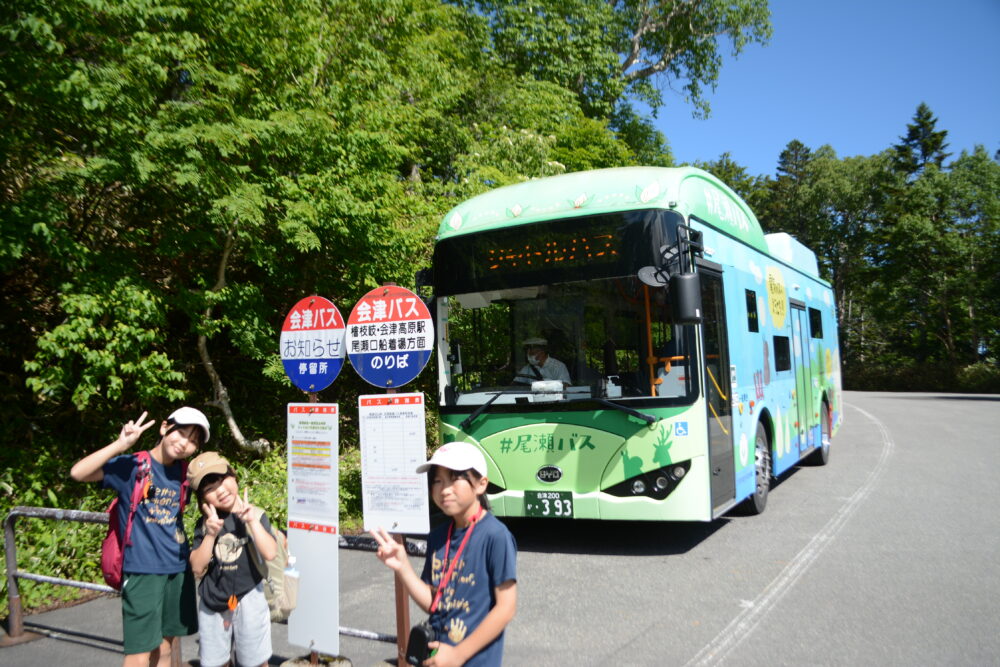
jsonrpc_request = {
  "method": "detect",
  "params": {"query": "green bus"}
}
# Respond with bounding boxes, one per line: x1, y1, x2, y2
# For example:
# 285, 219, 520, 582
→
429, 167, 842, 521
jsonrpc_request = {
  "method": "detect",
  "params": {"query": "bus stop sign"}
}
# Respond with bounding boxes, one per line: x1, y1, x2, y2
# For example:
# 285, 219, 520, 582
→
280, 295, 346, 393
346, 285, 433, 388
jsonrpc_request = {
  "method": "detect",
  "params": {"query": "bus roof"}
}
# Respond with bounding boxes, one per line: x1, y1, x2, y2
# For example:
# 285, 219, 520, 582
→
437, 166, 770, 254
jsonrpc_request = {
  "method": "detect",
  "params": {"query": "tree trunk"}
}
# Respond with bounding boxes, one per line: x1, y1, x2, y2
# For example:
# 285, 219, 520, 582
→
198, 228, 270, 453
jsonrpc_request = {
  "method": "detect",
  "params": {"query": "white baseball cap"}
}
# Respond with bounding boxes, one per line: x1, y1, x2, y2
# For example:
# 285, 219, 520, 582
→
523, 337, 547, 346
416, 442, 487, 477
167, 406, 210, 444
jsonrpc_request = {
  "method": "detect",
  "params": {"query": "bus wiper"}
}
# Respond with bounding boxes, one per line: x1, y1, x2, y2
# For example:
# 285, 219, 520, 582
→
584, 398, 659, 426
460, 390, 504, 431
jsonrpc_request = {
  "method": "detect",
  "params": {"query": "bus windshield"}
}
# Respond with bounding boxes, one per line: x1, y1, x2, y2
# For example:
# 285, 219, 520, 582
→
435, 210, 699, 408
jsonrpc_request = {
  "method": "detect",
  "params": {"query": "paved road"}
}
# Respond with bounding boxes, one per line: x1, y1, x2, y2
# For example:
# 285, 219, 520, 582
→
3, 391, 998, 666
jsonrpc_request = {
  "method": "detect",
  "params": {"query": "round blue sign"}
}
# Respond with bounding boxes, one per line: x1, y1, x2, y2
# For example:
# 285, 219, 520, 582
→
346, 286, 433, 388
280, 296, 346, 392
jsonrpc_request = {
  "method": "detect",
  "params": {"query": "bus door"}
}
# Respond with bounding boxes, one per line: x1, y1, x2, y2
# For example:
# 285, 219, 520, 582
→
700, 270, 735, 510
790, 301, 811, 453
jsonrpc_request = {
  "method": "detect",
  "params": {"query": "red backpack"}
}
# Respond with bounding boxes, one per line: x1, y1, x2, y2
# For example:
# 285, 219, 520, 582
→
100, 451, 190, 590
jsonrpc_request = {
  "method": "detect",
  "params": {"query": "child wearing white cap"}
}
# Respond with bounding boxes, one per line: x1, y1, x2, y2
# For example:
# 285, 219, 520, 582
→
71, 407, 210, 666
371, 441, 518, 667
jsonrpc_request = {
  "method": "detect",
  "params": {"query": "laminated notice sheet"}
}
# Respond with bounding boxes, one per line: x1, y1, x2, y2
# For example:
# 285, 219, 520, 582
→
359, 393, 430, 534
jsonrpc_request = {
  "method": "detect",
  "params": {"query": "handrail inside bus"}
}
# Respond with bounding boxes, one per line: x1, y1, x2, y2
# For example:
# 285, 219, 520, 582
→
705, 366, 728, 400
642, 284, 658, 396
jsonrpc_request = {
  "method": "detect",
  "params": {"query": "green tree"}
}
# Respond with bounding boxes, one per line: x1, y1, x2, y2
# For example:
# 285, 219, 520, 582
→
453, 0, 770, 115
3, 0, 663, 450
758, 140, 830, 249
691, 152, 768, 210
941, 147, 1000, 362
809, 151, 893, 366
891, 102, 951, 178
450, 0, 771, 162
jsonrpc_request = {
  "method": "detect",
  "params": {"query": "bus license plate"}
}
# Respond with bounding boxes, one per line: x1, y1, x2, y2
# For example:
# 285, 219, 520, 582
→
524, 491, 573, 518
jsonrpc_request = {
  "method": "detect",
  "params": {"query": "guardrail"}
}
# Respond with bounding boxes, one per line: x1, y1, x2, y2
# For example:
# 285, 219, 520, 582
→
3, 506, 412, 657
4, 506, 115, 641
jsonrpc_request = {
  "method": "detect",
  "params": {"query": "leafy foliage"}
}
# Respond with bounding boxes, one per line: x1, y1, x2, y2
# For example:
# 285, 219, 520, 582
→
751, 106, 999, 385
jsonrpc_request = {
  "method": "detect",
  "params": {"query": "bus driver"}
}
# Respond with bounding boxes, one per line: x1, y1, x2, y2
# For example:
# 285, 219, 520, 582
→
513, 337, 571, 386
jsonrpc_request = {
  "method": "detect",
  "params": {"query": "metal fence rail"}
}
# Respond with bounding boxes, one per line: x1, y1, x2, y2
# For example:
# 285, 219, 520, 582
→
4, 506, 116, 641
3, 506, 407, 652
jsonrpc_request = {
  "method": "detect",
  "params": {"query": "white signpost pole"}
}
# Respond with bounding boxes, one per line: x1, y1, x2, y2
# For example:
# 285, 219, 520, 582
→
347, 282, 434, 664
279, 294, 349, 662
285, 402, 340, 658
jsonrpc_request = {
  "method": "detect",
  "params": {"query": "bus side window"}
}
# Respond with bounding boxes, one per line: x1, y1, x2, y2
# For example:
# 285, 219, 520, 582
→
746, 290, 759, 332
809, 307, 823, 338
773, 335, 791, 372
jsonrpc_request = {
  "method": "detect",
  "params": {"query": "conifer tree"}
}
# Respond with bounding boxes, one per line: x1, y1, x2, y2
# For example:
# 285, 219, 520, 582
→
891, 102, 951, 177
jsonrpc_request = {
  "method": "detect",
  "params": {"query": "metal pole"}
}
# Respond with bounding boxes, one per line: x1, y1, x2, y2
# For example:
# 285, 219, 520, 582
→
393, 534, 410, 665
170, 636, 182, 667
4, 510, 24, 638
379, 282, 412, 664
3, 507, 110, 647
382, 383, 411, 665
308, 390, 321, 667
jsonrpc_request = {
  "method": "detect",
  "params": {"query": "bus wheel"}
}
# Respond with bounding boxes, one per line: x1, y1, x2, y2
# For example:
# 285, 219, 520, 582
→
807, 401, 831, 466
741, 422, 770, 515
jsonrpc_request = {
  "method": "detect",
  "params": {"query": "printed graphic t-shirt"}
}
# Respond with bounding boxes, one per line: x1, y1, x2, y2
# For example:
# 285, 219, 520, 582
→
420, 512, 517, 667
192, 510, 273, 612
103, 454, 190, 574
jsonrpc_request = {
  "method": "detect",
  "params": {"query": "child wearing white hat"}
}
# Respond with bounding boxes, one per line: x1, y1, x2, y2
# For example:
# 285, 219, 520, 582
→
70, 407, 209, 666
371, 441, 517, 667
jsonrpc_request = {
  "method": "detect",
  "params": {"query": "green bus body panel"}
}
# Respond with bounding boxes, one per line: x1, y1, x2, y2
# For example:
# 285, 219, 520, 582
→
437, 167, 769, 254
440, 404, 713, 521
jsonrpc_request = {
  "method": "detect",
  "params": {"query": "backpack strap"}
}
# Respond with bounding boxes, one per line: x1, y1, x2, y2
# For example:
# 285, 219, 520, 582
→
122, 451, 152, 548
178, 460, 190, 513
245, 506, 271, 578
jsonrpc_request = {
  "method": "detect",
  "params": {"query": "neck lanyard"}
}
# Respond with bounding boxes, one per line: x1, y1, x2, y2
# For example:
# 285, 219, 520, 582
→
430, 507, 485, 613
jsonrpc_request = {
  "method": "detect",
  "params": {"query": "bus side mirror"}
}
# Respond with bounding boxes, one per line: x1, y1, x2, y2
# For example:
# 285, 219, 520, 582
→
670, 273, 703, 324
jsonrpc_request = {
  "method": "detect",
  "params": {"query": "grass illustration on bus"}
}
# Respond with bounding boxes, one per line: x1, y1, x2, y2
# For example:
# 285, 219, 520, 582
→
427, 166, 843, 522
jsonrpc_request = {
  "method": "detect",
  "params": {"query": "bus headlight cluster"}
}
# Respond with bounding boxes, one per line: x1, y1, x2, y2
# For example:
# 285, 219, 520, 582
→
605, 460, 692, 500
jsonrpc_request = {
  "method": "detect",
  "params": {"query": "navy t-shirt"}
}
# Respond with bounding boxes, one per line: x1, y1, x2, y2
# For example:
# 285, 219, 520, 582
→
103, 453, 190, 574
420, 512, 517, 667
192, 510, 273, 612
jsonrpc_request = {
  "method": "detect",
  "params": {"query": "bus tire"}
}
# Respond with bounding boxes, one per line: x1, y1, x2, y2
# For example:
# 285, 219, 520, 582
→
807, 401, 832, 466
741, 422, 770, 515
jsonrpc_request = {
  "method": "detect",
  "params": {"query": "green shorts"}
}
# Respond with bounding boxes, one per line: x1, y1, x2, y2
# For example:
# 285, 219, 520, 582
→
120, 571, 198, 654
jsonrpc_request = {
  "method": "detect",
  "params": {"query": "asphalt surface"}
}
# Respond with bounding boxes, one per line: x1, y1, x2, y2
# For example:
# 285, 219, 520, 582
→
1, 546, 408, 666
3, 391, 999, 666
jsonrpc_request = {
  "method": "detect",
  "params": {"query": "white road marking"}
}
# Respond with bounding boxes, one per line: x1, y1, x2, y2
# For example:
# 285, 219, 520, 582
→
685, 402, 894, 666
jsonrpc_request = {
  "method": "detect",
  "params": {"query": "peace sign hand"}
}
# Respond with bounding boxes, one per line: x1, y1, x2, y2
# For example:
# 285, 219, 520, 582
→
233, 489, 256, 524
117, 411, 156, 451
369, 527, 406, 572
202, 503, 223, 537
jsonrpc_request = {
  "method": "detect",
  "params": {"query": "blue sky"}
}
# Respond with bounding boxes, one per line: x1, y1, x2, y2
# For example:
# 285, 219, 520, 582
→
652, 0, 1000, 177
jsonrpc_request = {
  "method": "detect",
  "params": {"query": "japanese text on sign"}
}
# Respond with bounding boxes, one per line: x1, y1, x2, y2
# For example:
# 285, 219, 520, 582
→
280, 296, 346, 392
347, 285, 433, 388
359, 393, 430, 535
